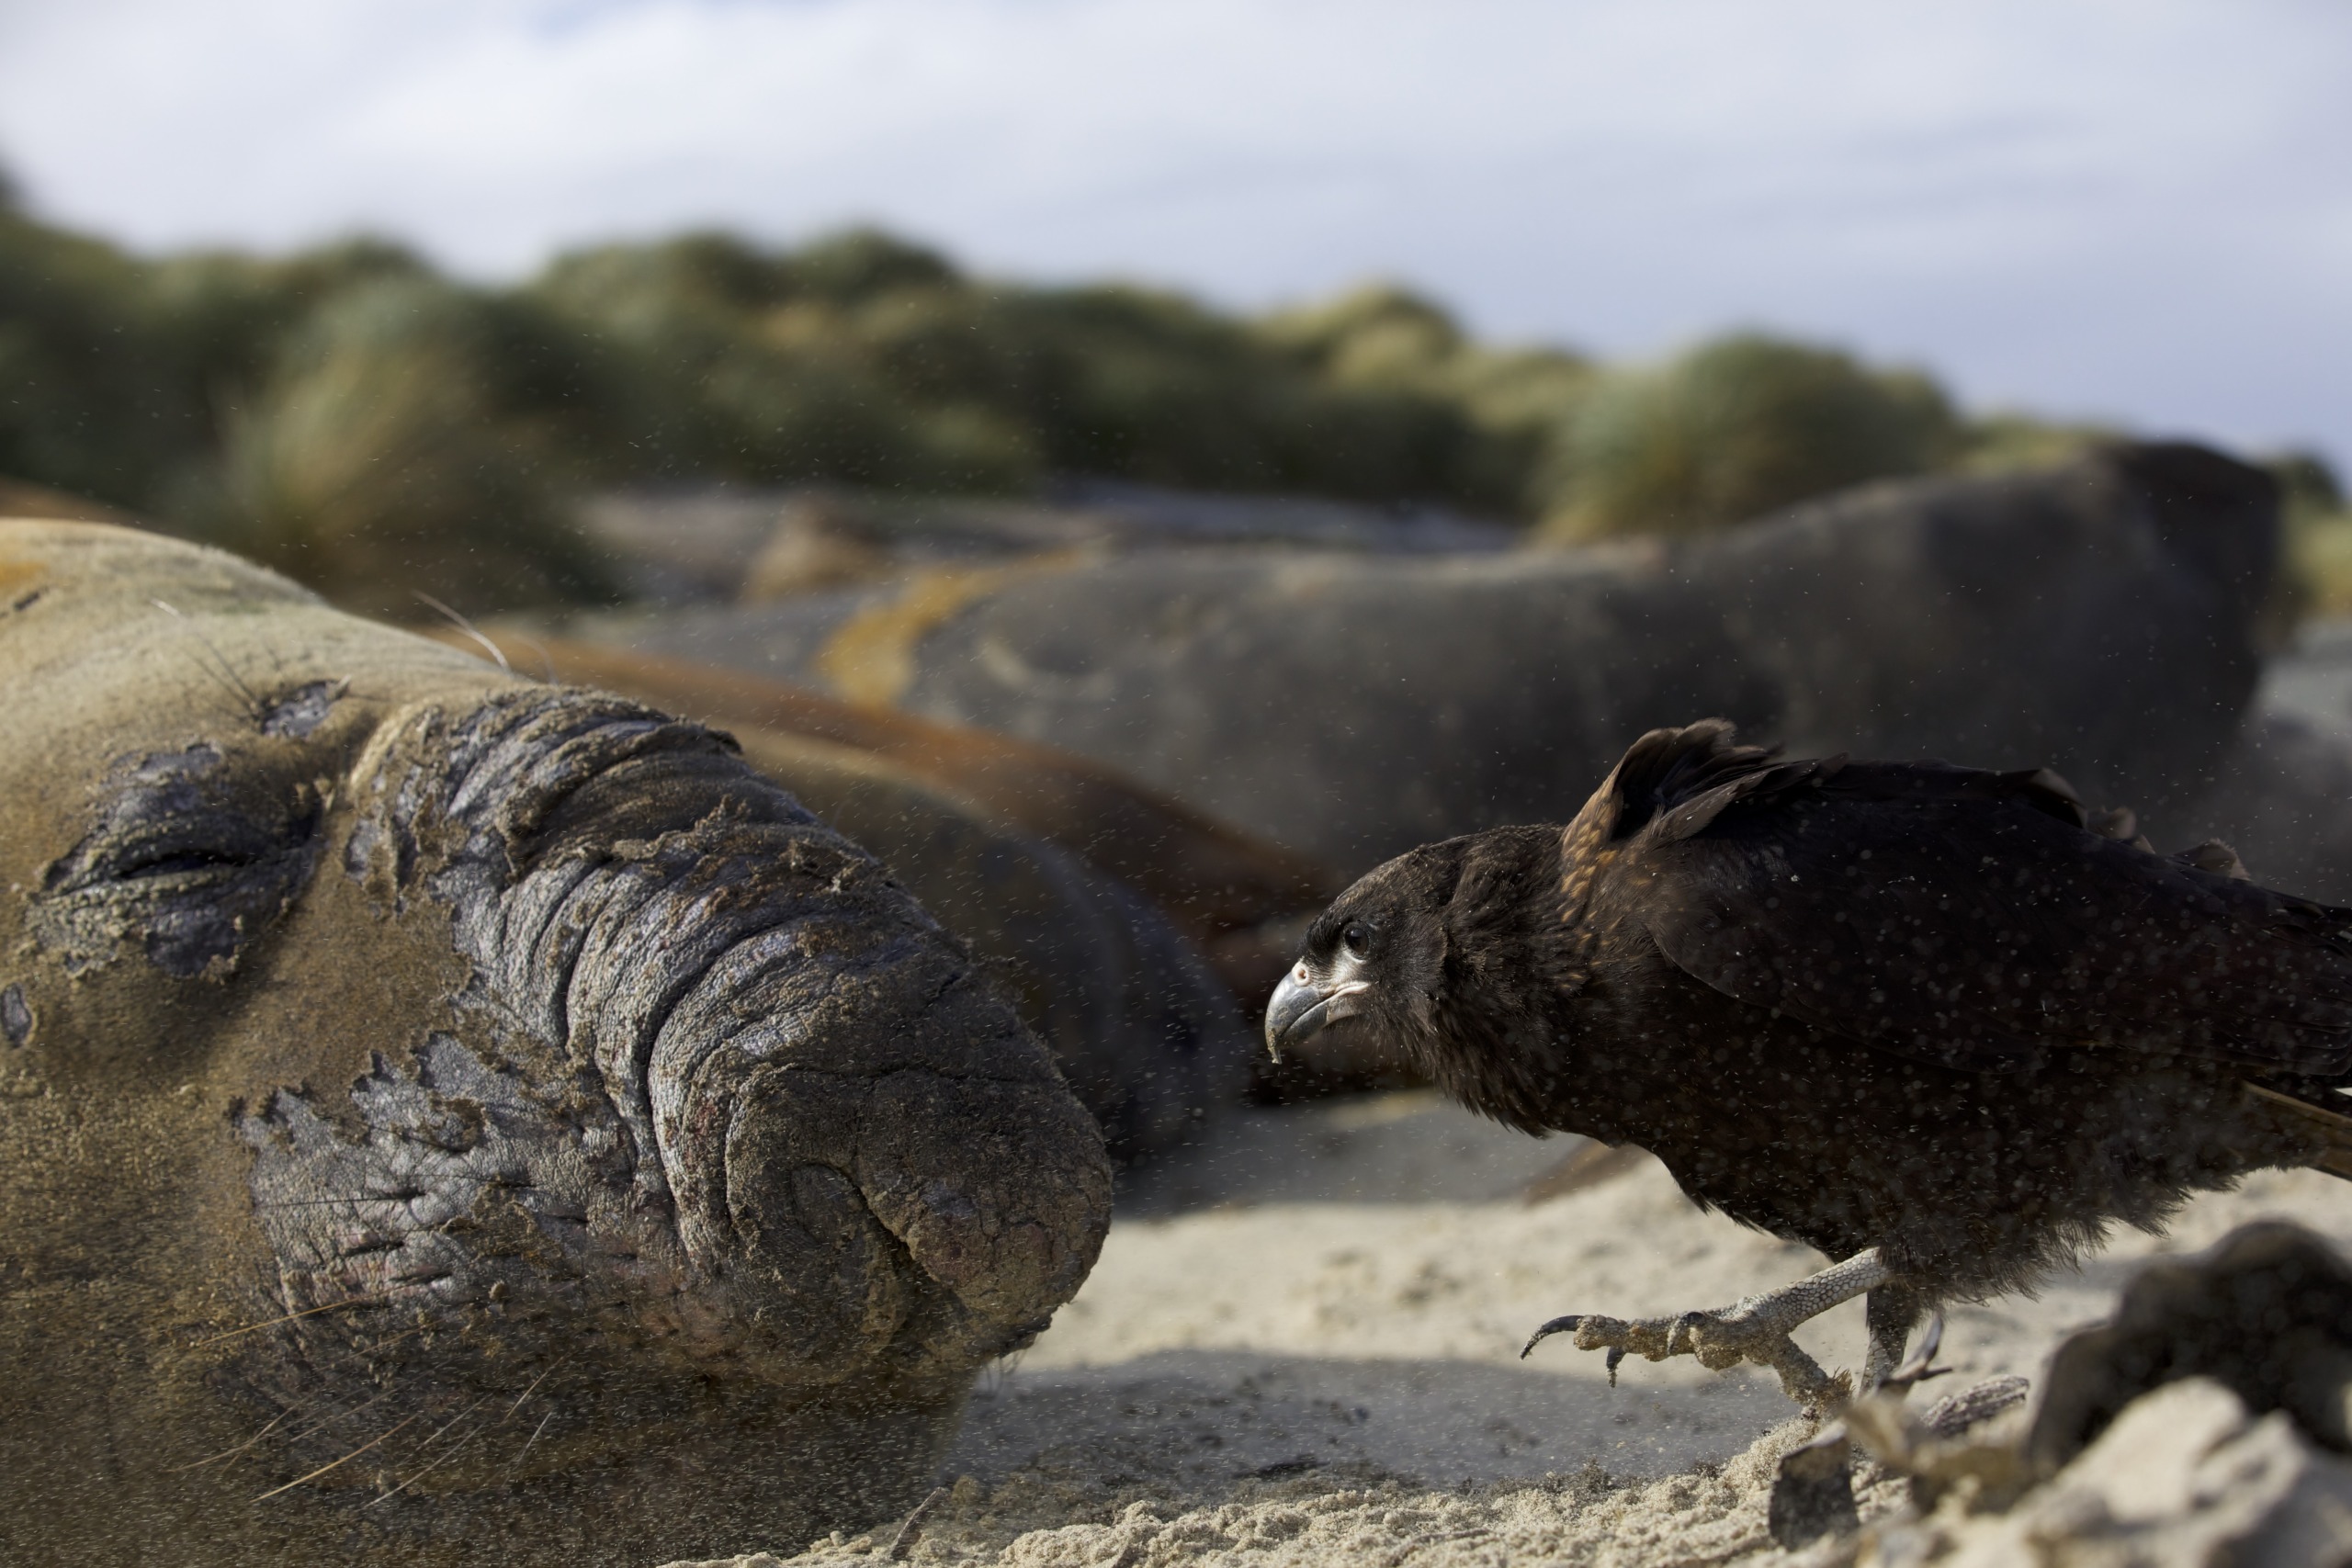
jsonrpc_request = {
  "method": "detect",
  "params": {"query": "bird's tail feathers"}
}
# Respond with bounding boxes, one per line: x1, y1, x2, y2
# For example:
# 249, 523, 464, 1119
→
2245, 1079, 2352, 1182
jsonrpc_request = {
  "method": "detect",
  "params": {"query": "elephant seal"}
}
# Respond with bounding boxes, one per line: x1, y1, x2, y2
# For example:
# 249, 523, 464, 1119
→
707, 725, 1256, 1156
451, 635, 1340, 956
424, 636, 1356, 1101
597, 442, 2277, 871
0, 520, 1112, 1565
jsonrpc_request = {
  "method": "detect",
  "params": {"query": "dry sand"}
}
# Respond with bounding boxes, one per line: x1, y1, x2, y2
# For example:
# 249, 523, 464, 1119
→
671, 1092, 2352, 1567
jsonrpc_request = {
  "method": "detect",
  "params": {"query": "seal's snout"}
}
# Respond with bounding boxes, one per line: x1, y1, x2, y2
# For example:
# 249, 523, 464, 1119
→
646, 886, 1110, 1370
715, 1052, 1106, 1370
369, 687, 1111, 1379
709, 1073, 914, 1361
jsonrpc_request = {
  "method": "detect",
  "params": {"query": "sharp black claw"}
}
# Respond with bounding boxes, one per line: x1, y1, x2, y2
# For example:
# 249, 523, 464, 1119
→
1521, 1314, 1583, 1359
1885, 1311, 1950, 1391
1606, 1345, 1626, 1385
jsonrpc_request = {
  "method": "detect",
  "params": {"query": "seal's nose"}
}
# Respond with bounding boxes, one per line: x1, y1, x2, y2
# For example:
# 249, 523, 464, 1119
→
399, 686, 1112, 1380
715, 1035, 1110, 1374
712, 1066, 915, 1364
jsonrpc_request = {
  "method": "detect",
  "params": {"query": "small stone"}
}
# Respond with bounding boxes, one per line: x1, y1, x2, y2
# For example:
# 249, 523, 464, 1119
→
1770, 1427, 1858, 1550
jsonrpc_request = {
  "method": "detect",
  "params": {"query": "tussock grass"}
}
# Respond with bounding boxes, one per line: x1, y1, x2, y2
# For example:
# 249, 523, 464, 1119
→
0, 186, 2311, 613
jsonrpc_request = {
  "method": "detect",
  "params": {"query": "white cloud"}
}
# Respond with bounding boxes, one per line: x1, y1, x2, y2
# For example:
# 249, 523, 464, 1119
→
1, 0, 2347, 461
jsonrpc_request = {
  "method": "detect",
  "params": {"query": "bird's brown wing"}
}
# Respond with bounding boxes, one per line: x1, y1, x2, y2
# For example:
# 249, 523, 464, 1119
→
1619, 760, 2352, 1075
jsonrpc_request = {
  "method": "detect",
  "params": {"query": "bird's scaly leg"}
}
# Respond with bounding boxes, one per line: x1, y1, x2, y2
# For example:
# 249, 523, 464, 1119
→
1521, 1247, 1894, 1411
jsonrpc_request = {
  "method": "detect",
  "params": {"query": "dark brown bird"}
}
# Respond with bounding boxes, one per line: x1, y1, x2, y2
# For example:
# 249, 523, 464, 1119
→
1265, 720, 2352, 1408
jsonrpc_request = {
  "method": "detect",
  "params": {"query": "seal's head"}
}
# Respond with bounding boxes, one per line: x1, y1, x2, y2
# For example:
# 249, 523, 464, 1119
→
0, 521, 1111, 1565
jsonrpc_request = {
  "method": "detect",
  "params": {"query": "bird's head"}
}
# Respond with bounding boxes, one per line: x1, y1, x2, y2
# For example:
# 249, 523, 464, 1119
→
1263, 827, 1563, 1088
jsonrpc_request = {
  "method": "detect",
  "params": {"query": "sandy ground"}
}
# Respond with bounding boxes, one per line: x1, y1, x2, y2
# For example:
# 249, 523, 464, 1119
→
668, 1091, 2352, 1566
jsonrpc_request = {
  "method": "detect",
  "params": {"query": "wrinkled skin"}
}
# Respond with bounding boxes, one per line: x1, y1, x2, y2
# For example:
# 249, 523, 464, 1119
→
0, 521, 1112, 1566
722, 728, 1253, 1159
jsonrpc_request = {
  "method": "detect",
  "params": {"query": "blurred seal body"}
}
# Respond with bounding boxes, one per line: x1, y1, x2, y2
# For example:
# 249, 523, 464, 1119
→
0, 521, 1111, 1565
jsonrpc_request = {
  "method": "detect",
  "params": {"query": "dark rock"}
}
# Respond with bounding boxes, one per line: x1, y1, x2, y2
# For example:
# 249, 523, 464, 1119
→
1767, 1427, 1858, 1549
2027, 1221, 2352, 1472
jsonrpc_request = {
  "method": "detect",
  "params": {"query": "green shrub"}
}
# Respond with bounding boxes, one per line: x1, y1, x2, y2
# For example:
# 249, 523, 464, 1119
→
204, 278, 611, 617
2271, 449, 2352, 620
0, 210, 189, 507
1541, 333, 1961, 540
2273, 448, 2346, 522
1949, 411, 2117, 476
784, 228, 959, 304
1261, 285, 1594, 515
10, 197, 2295, 614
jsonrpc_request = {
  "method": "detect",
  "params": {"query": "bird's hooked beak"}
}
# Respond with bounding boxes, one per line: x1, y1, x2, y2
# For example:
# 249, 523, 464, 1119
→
1263, 963, 1369, 1061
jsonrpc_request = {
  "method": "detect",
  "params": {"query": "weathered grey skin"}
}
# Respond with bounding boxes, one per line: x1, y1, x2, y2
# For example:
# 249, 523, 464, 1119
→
415, 637, 1257, 1157
0, 521, 1112, 1565
724, 728, 1251, 1158
601, 443, 2276, 871
421, 634, 1322, 1108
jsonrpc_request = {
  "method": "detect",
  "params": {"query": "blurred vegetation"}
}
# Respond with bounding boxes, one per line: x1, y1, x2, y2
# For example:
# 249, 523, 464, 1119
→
0, 185, 2299, 613
1536, 334, 1962, 542
201, 276, 616, 618
1259, 284, 1597, 517
2278, 451, 2352, 619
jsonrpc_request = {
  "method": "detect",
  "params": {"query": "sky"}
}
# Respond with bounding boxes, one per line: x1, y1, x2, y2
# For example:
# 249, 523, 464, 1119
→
2, 0, 2346, 467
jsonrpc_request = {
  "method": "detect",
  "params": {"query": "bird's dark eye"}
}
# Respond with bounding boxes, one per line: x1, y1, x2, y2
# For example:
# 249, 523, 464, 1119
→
1340, 920, 1374, 955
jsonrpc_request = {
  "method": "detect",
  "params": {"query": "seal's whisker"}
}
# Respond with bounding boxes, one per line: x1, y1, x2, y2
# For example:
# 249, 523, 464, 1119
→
504, 628, 559, 683
150, 597, 268, 726
219, 1326, 440, 1463
414, 592, 510, 672
508, 1409, 557, 1473
251, 1168, 548, 1211
416, 1396, 493, 1453
193, 1354, 418, 1471
364, 1422, 484, 1508
364, 1397, 492, 1507
191, 1295, 387, 1345
272, 1323, 432, 1404
979, 1348, 1023, 1397
164, 1405, 300, 1472
498, 1362, 560, 1424
270, 1385, 406, 1451
254, 1411, 427, 1502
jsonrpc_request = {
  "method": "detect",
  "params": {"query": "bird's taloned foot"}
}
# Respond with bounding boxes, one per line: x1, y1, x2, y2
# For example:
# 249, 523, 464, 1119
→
1857, 1275, 1946, 1398
1521, 1247, 1894, 1415
1860, 1301, 1948, 1400
1521, 1307, 1851, 1411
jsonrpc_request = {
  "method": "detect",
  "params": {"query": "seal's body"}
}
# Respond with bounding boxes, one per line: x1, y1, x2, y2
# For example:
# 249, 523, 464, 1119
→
0, 521, 1112, 1565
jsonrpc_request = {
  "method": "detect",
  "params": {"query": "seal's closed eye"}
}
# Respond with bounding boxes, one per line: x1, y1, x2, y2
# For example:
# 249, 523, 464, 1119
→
61, 814, 278, 886
32, 743, 324, 977
104, 845, 263, 880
